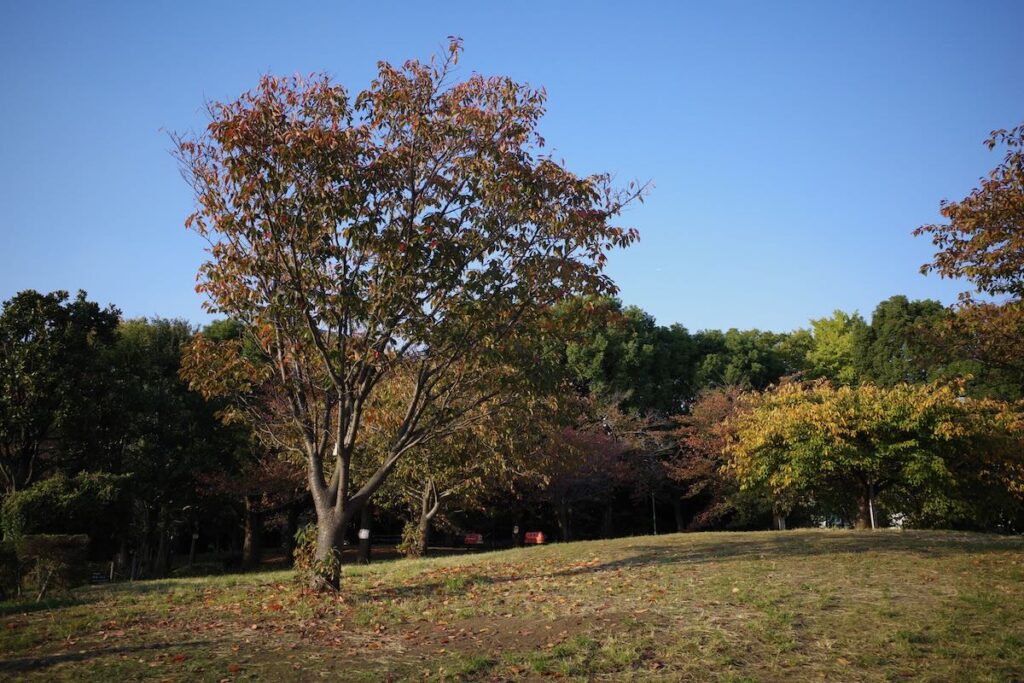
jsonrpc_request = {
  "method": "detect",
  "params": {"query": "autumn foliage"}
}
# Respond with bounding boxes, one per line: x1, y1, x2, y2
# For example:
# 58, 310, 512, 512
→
175, 40, 642, 588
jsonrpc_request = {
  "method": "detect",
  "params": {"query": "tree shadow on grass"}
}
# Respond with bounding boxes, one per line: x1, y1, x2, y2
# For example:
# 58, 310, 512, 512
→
545, 529, 1024, 578
0, 596, 82, 617
357, 530, 1023, 601
0, 638, 217, 674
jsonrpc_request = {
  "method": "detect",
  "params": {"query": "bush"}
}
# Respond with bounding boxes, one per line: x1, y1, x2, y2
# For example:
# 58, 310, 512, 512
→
292, 523, 340, 588
1, 472, 126, 539
16, 534, 89, 598
0, 541, 18, 600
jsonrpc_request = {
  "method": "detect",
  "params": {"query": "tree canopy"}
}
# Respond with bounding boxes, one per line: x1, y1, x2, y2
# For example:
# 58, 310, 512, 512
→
175, 41, 642, 587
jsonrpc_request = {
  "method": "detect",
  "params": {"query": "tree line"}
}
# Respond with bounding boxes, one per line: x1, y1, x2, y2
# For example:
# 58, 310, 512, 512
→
1, 42, 1021, 594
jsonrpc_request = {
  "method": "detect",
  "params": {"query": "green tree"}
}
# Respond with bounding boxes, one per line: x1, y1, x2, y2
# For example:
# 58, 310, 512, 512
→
727, 381, 1024, 529
175, 41, 642, 589
805, 310, 866, 384
558, 298, 694, 415
853, 295, 946, 385
0, 290, 119, 495
112, 319, 233, 577
693, 329, 797, 391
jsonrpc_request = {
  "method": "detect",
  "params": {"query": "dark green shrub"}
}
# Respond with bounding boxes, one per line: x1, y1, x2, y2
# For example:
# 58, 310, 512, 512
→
16, 534, 89, 598
1, 472, 126, 538
0, 541, 18, 600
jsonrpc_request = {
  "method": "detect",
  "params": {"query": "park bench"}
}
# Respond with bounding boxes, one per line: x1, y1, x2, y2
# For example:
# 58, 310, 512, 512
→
524, 531, 546, 545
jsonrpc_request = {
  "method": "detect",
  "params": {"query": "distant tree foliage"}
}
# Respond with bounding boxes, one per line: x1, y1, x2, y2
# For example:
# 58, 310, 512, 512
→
805, 311, 866, 384
0, 290, 119, 494
853, 296, 946, 386
727, 381, 1024, 530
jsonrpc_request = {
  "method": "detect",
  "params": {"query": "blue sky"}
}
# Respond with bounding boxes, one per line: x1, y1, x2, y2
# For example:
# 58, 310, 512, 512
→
1, 1, 1022, 332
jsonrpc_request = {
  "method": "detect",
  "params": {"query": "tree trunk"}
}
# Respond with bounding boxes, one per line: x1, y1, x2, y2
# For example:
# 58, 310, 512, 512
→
673, 498, 686, 532
115, 537, 129, 579
855, 492, 873, 529
601, 506, 614, 539
153, 507, 171, 578
557, 497, 572, 542
772, 509, 787, 531
242, 495, 263, 569
310, 513, 345, 590
188, 527, 198, 567
415, 516, 430, 557
357, 502, 373, 565
283, 503, 300, 566
405, 480, 439, 558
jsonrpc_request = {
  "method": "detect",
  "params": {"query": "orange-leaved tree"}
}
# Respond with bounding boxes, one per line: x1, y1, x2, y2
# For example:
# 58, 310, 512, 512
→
915, 124, 1024, 398
174, 40, 643, 588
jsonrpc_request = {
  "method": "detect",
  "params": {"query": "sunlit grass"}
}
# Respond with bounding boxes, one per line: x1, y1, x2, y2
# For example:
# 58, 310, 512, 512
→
1, 529, 1022, 681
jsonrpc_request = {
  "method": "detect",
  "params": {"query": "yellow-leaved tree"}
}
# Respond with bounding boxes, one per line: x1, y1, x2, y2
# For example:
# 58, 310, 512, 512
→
726, 381, 1024, 529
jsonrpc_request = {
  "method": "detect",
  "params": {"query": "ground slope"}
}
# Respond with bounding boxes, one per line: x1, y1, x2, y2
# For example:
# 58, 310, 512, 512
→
1, 529, 1022, 681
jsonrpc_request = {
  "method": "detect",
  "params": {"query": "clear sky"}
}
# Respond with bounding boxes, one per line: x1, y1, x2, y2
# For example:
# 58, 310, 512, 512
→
1, 1, 1022, 332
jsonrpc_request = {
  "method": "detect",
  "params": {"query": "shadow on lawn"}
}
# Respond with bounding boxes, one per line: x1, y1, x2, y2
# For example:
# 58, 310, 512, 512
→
0, 596, 83, 617
546, 530, 1022, 578
0, 639, 215, 674
361, 530, 1022, 601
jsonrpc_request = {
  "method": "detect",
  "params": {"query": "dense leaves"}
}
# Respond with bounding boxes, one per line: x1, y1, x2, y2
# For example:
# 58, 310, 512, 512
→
726, 381, 1024, 529
0, 290, 119, 494
175, 41, 643, 586
916, 125, 1024, 298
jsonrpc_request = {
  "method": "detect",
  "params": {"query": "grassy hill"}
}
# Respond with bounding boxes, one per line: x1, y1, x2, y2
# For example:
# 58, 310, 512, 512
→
1, 529, 1022, 681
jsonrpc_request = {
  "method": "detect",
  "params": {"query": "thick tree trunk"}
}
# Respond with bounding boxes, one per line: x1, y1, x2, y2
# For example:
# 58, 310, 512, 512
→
854, 479, 878, 530
311, 513, 346, 590
772, 509, 787, 531
415, 517, 430, 557
855, 495, 873, 529
406, 481, 439, 558
242, 495, 263, 569
115, 537, 129, 578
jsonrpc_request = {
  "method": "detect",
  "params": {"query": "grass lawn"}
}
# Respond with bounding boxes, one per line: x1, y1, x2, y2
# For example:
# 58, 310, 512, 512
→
1, 529, 1023, 681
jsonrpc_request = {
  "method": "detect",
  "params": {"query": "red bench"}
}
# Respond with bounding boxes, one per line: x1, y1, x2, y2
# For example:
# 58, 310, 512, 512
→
524, 531, 546, 545
463, 533, 484, 546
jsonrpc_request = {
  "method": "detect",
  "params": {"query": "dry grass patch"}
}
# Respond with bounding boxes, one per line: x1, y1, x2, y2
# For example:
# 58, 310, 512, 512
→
1, 529, 1022, 681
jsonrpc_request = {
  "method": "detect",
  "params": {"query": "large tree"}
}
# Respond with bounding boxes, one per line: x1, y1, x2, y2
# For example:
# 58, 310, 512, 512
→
804, 310, 866, 384
556, 297, 695, 415
915, 124, 1024, 299
726, 381, 1024, 529
853, 295, 946, 386
0, 290, 119, 495
693, 329, 800, 391
176, 41, 642, 587
916, 123, 1024, 398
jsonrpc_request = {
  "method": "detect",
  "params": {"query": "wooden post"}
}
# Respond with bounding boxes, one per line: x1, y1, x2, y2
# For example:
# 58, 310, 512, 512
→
357, 503, 373, 564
